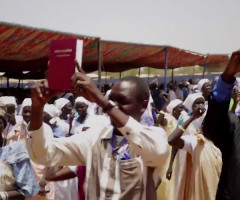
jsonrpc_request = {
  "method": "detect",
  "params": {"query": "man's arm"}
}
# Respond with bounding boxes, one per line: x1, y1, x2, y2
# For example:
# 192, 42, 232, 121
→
202, 51, 240, 149
28, 80, 95, 166
29, 123, 96, 166
116, 117, 169, 168
45, 166, 76, 181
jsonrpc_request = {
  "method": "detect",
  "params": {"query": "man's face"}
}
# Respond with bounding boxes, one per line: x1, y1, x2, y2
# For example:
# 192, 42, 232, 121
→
22, 106, 31, 124
109, 81, 145, 121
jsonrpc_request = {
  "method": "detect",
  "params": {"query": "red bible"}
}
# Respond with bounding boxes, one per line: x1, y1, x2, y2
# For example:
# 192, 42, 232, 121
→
48, 39, 83, 90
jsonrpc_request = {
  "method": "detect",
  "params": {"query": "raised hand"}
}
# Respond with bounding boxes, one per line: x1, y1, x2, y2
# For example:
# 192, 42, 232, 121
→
192, 104, 206, 119
223, 50, 240, 82
31, 80, 59, 107
166, 167, 173, 180
71, 63, 106, 106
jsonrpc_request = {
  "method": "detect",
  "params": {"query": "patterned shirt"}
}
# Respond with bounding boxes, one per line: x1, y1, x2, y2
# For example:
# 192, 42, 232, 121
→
0, 142, 39, 197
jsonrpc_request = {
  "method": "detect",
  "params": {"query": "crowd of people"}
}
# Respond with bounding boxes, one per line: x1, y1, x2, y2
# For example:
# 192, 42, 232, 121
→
1, 51, 240, 200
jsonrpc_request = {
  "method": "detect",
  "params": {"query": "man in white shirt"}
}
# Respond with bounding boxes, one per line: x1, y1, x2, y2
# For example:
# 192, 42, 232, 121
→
28, 68, 169, 200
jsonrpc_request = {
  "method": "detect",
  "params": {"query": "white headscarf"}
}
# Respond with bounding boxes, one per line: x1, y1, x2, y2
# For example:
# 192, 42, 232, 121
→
62, 93, 74, 100
0, 96, 17, 108
75, 97, 95, 115
44, 104, 61, 124
166, 99, 183, 114
183, 93, 204, 113
198, 78, 209, 91
54, 98, 70, 111
75, 97, 91, 107
19, 98, 32, 115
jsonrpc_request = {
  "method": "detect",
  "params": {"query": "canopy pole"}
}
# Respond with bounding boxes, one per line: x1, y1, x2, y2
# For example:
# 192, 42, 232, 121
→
171, 68, 174, 82
105, 71, 107, 84
148, 67, 150, 83
97, 40, 102, 92
7, 77, 9, 89
119, 72, 122, 79
202, 55, 208, 78
138, 68, 141, 77
164, 47, 169, 92
18, 79, 20, 88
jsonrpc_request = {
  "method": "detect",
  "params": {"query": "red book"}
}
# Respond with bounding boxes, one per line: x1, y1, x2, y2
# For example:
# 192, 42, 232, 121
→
48, 39, 83, 90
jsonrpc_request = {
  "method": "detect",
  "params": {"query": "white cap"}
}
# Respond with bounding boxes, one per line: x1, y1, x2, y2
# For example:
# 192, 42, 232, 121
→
54, 98, 70, 111
0, 96, 17, 108
183, 93, 204, 113
197, 79, 209, 91
19, 98, 32, 115
166, 99, 183, 114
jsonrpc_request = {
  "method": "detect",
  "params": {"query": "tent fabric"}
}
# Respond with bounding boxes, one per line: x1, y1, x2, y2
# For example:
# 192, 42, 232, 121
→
0, 22, 230, 79
0, 22, 99, 78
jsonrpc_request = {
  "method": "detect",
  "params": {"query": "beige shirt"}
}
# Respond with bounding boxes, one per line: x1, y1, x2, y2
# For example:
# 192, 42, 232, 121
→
29, 116, 169, 200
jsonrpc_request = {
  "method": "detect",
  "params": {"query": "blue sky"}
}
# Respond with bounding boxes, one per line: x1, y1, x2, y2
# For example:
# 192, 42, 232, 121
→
0, 0, 239, 54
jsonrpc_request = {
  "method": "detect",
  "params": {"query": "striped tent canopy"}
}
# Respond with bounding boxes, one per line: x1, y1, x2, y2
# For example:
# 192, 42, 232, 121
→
0, 22, 230, 79
0, 22, 99, 79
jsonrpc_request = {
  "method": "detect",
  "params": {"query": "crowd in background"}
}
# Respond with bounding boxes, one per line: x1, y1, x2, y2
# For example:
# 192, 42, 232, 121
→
1, 51, 240, 200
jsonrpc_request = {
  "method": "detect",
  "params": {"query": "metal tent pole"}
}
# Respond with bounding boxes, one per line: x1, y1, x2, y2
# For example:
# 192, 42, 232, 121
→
7, 77, 9, 89
148, 67, 150, 83
97, 40, 102, 92
105, 71, 107, 84
171, 68, 174, 82
164, 47, 169, 92
202, 55, 208, 78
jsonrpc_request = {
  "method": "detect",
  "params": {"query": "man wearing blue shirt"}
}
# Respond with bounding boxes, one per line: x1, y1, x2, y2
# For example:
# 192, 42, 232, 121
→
203, 50, 240, 200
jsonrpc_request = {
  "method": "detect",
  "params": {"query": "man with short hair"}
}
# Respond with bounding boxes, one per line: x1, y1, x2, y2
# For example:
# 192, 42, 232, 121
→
28, 68, 169, 200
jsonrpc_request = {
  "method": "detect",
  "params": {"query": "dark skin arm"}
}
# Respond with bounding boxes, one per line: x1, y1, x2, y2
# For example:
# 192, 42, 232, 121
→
0, 191, 24, 200
222, 50, 240, 83
157, 112, 167, 126
168, 105, 205, 149
67, 112, 75, 137
29, 66, 129, 131
45, 166, 76, 182
166, 147, 178, 180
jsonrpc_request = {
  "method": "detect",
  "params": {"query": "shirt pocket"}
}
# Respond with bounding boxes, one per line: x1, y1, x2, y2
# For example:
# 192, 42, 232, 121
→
119, 158, 144, 200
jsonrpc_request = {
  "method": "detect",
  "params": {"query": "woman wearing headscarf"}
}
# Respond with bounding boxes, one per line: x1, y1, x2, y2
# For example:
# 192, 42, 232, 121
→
168, 94, 222, 200
54, 98, 73, 136
6, 98, 32, 145
0, 114, 39, 199
197, 78, 212, 103
156, 99, 188, 200
0, 96, 22, 143
169, 93, 208, 200
6, 98, 55, 200
71, 97, 109, 134
43, 104, 65, 138
42, 103, 78, 200
71, 97, 92, 134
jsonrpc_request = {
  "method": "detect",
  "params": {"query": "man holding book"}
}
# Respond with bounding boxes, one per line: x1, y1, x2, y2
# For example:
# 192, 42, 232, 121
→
28, 66, 169, 200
